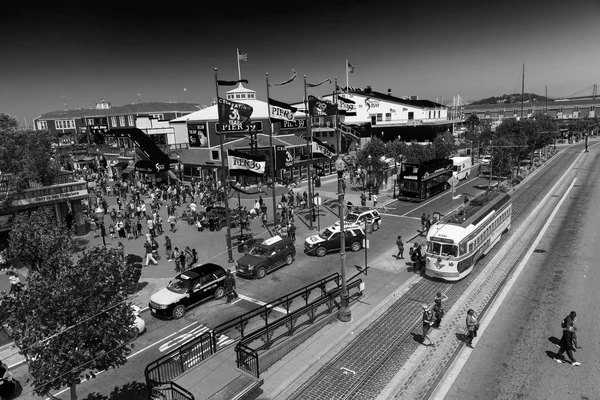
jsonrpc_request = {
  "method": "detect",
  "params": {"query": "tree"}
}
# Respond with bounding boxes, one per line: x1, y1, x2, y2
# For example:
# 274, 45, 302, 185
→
0, 118, 61, 210
431, 131, 457, 160
9, 207, 73, 273
4, 246, 137, 400
464, 114, 480, 160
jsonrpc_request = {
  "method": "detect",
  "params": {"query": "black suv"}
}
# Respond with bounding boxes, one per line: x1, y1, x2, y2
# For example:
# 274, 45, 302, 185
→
304, 224, 365, 257
149, 263, 227, 319
236, 235, 296, 279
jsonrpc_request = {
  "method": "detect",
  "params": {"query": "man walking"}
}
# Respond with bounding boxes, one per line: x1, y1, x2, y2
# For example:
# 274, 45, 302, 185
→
144, 239, 157, 266
224, 270, 238, 303
465, 309, 479, 348
395, 235, 404, 259
288, 222, 296, 243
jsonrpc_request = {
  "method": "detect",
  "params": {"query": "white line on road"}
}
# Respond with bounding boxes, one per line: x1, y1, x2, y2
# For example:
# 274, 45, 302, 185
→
381, 213, 420, 220
238, 294, 288, 314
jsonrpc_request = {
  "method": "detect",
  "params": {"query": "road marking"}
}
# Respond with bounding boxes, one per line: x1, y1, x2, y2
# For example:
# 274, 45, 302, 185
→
381, 213, 420, 220
238, 294, 288, 314
159, 324, 210, 352
341, 367, 356, 375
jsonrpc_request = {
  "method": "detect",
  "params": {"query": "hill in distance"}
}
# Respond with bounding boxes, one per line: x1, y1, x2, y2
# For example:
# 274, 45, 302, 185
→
470, 93, 553, 105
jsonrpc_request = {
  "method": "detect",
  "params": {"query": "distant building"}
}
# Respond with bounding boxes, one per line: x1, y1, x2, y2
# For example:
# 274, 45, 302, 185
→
461, 98, 599, 122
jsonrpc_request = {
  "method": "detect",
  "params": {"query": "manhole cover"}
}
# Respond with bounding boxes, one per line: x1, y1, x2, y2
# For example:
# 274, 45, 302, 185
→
533, 249, 546, 253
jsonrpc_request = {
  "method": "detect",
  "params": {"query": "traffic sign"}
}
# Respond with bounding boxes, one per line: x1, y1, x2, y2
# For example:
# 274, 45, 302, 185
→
448, 175, 459, 187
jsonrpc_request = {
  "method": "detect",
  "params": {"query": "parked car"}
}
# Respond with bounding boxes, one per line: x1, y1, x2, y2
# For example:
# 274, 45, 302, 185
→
335, 209, 382, 231
149, 263, 227, 319
305, 224, 365, 257
235, 235, 296, 279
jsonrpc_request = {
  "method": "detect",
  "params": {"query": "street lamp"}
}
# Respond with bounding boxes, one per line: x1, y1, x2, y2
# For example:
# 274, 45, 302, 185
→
367, 155, 372, 201
335, 156, 351, 322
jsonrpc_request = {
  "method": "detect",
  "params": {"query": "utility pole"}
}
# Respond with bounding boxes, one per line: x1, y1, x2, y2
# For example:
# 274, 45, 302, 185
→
521, 64, 525, 119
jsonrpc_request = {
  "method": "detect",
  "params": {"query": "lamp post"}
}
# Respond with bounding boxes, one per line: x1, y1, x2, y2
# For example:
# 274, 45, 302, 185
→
367, 155, 372, 201
335, 156, 351, 322
177, 155, 183, 181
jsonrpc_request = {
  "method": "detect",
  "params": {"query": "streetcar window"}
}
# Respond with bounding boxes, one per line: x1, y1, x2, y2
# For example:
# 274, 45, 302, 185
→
441, 244, 457, 257
427, 241, 442, 254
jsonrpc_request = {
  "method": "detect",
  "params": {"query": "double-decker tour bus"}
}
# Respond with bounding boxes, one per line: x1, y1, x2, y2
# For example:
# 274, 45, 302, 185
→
397, 158, 453, 201
424, 190, 512, 281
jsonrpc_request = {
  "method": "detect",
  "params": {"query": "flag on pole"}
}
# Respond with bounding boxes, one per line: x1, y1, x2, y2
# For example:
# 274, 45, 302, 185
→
227, 149, 266, 176
268, 98, 298, 122
269, 70, 297, 87
217, 97, 253, 130
338, 96, 357, 116
238, 50, 248, 61
308, 95, 337, 117
312, 137, 335, 159
347, 62, 355, 73
306, 78, 331, 88
218, 79, 249, 86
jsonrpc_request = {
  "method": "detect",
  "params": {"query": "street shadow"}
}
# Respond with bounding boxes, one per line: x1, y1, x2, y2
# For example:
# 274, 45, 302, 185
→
72, 237, 90, 252
455, 332, 468, 344
135, 281, 148, 293
410, 332, 429, 346
81, 380, 147, 400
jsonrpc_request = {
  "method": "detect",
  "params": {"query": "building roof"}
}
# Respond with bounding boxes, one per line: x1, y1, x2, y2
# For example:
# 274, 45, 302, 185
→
37, 102, 201, 120
342, 89, 445, 109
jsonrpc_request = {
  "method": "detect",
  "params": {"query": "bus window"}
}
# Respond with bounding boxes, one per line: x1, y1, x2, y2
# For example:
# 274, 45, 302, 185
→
427, 241, 442, 255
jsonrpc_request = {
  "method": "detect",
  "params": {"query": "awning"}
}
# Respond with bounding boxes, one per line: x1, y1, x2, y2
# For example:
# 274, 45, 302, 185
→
113, 161, 129, 169
123, 166, 135, 174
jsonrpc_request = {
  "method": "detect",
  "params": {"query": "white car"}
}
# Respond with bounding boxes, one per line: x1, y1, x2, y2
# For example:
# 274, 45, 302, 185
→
480, 155, 492, 166
130, 305, 146, 340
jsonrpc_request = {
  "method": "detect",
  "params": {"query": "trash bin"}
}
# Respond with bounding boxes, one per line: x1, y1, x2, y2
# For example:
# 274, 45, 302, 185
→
237, 233, 255, 253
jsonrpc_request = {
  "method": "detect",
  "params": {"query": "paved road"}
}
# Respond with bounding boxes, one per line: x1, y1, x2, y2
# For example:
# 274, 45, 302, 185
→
440, 143, 600, 399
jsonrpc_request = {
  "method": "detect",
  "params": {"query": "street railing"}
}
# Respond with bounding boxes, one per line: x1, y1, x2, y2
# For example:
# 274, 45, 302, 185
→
237, 278, 364, 377
148, 381, 194, 400
212, 272, 341, 347
145, 330, 215, 388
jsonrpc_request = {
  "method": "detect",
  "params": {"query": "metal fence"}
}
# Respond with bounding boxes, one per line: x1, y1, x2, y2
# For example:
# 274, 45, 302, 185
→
237, 279, 364, 377
148, 381, 194, 400
145, 331, 215, 387
212, 273, 341, 347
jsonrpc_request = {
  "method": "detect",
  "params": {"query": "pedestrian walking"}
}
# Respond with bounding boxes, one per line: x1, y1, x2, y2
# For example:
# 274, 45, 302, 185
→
395, 235, 404, 259
559, 311, 581, 350
224, 270, 238, 303
421, 213, 427, 233
287, 222, 296, 242
179, 249, 187, 272
360, 192, 366, 207
433, 292, 448, 328
554, 314, 581, 366
7, 271, 24, 295
422, 304, 435, 347
109, 223, 115, 240
373, 194, 378, 208
164, 236, 172, 260
465, 309, 479, 348
168, 214, 176, 232
173, 247, 181, 272
144, 239, 157, 266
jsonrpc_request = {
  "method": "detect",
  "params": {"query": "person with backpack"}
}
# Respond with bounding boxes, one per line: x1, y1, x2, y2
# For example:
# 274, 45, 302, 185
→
560, 311, 581, 350
422, 304, 435, 347
554, 312, 580, 366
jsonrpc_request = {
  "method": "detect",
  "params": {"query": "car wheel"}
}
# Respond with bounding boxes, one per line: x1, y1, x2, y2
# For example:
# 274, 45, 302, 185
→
172, 305, 186, 319
214, 286, 225, 299
285, 254, 294, 265
316, 247, 327, 257
256, 267, 267, 279
372, 221, 379, 231
350, 241, 362, 252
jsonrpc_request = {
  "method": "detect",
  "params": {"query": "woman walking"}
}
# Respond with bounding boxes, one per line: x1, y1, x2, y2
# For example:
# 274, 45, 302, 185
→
465, 309, 479, 348
433, 292, 449, 328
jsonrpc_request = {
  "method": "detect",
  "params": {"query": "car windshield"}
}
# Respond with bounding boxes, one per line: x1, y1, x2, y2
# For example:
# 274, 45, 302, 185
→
345, 213, 360, 223
250, 245, 269, 257
426, 241, 458, 257
452, 165, 460, 171
167, 277, 191, 294
319, 228, 334, 240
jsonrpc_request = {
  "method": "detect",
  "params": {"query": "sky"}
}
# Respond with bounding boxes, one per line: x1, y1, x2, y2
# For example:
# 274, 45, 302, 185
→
2, 0, 599, 127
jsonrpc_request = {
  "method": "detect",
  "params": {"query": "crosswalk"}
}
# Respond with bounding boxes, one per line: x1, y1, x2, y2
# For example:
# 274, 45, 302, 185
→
158, 324, 235, 353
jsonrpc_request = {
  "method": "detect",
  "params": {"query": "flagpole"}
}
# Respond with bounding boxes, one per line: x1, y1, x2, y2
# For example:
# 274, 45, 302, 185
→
304, 75, 314, 230
214, 67, 235, 263
346, 59, 349, 92
265, 73, 278, 229
237, 49, 241, 81
335, 77, 340, 155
